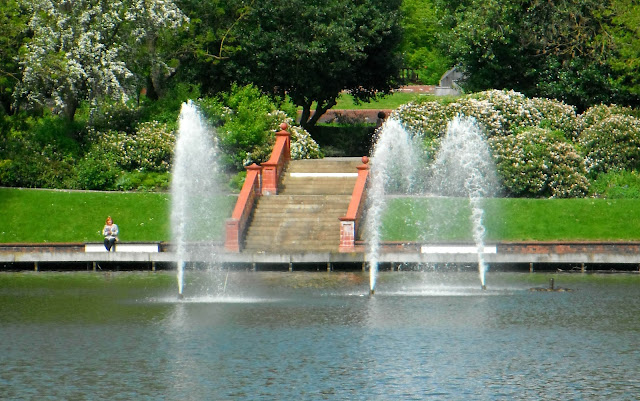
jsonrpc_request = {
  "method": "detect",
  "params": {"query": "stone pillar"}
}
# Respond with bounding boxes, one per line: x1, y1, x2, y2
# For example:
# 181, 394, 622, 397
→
261, 124, 291, 195
339, 219, 356, 252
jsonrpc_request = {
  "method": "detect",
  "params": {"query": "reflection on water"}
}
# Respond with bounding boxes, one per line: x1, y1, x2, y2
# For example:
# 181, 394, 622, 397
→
1, 271, 639, 400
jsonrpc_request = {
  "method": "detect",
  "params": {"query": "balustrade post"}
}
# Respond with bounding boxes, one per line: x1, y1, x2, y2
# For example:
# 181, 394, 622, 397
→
261, 123, 290, 195
339, 156, 370, 252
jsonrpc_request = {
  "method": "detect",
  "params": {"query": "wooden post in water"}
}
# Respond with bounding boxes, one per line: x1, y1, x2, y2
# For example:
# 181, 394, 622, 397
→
529, 262, 534, 273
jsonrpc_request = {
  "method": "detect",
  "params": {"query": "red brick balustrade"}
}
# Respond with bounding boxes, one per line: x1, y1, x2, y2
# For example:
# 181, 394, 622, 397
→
224, 163, 263, 252
339, 156, 370, 252
224, 123, 291, 252
261, 124, 291, 195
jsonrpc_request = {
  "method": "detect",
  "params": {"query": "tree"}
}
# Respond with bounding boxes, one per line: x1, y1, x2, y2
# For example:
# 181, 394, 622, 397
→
606, 0, 640, 107
0, 0, 28, 115
168, 0, 251, 95
230, 0, 403, 129
438, 0, 625, 110
399, 0, 452, 84
15, 0, 188, 121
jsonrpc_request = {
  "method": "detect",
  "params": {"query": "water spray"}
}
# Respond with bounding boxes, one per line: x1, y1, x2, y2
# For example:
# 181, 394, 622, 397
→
171, 100, 221, 298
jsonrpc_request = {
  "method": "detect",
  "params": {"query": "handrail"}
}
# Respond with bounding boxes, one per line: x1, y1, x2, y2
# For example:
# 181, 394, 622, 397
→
224, 163, 262, 252
339, 156, 370, 252
261, 123, 291, 195
224, 123, 291, 252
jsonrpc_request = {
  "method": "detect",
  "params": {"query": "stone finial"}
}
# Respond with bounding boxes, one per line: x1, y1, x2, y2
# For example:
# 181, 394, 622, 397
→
361, 156, 369, 164
279, 122, 288, 131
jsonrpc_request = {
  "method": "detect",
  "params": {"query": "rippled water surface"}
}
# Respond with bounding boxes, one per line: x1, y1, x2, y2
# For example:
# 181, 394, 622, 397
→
1, 271, 639, 400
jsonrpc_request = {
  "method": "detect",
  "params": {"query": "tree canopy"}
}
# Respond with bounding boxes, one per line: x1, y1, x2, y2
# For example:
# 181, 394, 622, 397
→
437, 0, 640, 110
229, 0, 404, 128
15, 0, 188, 121
0, 0, 28, 115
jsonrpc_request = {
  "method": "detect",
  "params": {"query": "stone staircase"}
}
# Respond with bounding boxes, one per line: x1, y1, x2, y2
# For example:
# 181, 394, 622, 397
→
242, 158, 361, 253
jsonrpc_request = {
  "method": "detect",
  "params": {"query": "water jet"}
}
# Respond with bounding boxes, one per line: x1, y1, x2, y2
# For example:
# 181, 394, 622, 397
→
171, 100, 222, 298
365, 116, 499, 292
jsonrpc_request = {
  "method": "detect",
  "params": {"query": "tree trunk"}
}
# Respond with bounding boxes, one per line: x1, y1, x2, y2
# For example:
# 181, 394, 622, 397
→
63, 97, 78, 122
299, 98, 337, 130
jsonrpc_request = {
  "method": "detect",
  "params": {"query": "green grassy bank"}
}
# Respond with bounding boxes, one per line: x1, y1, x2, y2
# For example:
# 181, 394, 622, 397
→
0, 188, 235, 243
2, 187, 639, 243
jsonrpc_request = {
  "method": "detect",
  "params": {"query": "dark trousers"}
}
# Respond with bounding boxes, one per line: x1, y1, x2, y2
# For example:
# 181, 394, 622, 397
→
104, 237, 116, 251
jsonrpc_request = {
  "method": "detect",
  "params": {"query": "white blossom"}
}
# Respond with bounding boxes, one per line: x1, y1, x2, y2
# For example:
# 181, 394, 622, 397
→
16, 0, 188, 118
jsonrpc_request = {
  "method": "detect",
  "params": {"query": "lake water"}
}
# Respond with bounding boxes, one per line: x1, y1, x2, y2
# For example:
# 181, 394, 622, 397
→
1, 271, 639, 400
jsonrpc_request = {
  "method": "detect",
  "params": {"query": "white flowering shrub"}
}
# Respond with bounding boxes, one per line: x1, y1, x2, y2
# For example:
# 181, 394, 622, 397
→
242, 112, 322, 165
471, 90, 542, 135
86, 121, 175, 173
290, 124, 323, 160
394, 90, 579, 141
490, 128, 589, 198
393, 90, 590, 197
579, 114, 640, 175
579, 104, 635, 129
530, 97, 580, 140
16, 0, 188, 119
393, 99, 448, 139
271, 112, 322, 160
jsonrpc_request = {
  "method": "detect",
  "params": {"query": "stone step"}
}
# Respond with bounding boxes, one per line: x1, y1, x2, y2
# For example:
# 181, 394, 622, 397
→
255, 199, 349, 208
241, 157, 363, 253
287, 158, 362, 173
280, 179, 356, 195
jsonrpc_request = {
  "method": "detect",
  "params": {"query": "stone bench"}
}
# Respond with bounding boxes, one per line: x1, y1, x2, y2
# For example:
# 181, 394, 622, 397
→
85, 243, 160, 253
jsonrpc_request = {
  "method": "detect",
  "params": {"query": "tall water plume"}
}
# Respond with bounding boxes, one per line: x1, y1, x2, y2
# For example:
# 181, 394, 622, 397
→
365, 119, 424, 293
365, 115, 499, 292
171, 101, 221, 298
428, 116, 500, 288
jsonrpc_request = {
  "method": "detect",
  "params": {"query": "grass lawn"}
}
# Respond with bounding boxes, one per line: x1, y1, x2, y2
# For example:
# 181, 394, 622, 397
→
300, 91, 432, 112
380, 197, 640, 242
333, 92, 427, 109
0, 188, 235, 243
2, 188, 640, 244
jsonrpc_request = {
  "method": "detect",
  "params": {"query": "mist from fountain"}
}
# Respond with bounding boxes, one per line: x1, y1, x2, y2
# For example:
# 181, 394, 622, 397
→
428, 117, 500, 288
171, 101, 221, 298
365, 119, 424, 293
365, 116, 499, 292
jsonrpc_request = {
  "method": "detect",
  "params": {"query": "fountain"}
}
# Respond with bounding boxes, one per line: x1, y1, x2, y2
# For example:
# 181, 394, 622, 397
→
365, 119, 424, 294
171, 101, 221, 298
428, 117, 500, 288
365, 116, 499, 292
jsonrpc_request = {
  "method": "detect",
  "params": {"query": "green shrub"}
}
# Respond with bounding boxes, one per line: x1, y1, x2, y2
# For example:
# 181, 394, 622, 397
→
308, 124, 372, 157
74, 151, 121, 190
138, 82, 200, 126
579, 114, 640, 175
198, 85, 320, 170
590, 170, 640, 198
490, 127, 589, 198
115, 171, 170, 191
0, 114, 80, 188
84, 121, 175, 174
88, 100, 141, 134
199, 84, 278, 170
228, 171, 246, 192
